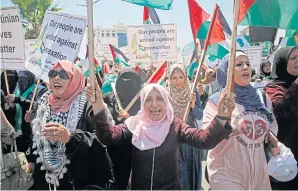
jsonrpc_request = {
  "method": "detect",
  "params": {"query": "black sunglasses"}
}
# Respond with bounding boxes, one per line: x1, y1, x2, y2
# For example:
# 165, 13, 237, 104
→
48, 70, 69, 80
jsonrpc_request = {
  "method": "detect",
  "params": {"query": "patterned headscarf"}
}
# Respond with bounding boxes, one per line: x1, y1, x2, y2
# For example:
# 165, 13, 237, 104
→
168, 64, 191, 119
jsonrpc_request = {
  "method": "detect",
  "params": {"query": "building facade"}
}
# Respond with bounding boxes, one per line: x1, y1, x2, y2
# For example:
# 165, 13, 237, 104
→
94, 23, 128, 48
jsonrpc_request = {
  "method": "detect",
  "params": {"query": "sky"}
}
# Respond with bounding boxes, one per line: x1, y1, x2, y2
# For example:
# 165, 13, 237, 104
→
1, 0, 237, 47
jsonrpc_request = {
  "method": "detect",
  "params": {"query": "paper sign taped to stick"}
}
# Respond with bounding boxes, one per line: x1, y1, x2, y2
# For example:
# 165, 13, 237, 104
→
25, 11, 87, 82
240, 46, 262, 72
95, 37, 118, 61
127, 24, 177, 63
1, 6, 25, 70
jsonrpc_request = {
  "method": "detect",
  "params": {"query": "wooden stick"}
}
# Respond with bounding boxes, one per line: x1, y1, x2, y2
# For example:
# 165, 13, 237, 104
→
117, 89, 142, 121
183, 4, 219, 122
28, 79, 40, 112
96, 72, 103, 84
111, 83, 123, 110
225, 0, 240, 96
87, 0, 96, 103
4, 70, 10, 94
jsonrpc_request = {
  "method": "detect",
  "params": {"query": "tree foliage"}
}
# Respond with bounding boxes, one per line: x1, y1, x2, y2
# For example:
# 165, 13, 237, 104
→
11, 0, 62, 39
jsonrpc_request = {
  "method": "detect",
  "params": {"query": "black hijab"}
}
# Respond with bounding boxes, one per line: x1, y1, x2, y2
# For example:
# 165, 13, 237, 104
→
115, 68, 143, 116
260, 60, 271, 77
270, 46, 297, 88
18, 70, 36, 95
1, 70, 18, 95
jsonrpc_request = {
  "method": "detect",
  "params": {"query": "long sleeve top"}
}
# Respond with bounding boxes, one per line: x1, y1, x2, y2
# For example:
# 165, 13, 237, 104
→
187, 90, 203, 128
94, 109, 232, 190
264, 82, 298, 157
204, 91, 278, 190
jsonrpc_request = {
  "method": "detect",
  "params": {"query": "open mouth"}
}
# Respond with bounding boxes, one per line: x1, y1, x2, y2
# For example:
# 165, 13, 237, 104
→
53, 83, 63, 89
241, 73, 250, 79
150, 109, 161, 115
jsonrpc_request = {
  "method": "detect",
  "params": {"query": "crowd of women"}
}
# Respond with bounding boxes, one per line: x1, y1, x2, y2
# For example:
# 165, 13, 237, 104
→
1, 46, 298, 190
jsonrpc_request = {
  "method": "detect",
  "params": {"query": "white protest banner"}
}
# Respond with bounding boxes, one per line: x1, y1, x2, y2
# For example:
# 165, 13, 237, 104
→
240, 46, 262, 72
127, 24, 177, 63
26, 11, 87, 82
1, 6, 25, 70
25, 39, 37, 58
95, 37, 118, 61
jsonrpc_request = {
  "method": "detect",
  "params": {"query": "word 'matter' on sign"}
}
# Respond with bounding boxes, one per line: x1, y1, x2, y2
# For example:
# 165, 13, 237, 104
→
25, 11, 87, 82
127, 24, 177, 63
1, 6, 25, 70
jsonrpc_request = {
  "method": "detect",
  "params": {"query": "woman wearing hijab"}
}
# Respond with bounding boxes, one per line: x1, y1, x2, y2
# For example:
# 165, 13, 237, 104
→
264, 47, 298, 189
89, 82, 235, 190
27, 61, 115, 190
205, 51, 279, 190
1, 70, 19, 128
4, 70, 46, 152
260, 60, 272, 80
168, 64, 203, 190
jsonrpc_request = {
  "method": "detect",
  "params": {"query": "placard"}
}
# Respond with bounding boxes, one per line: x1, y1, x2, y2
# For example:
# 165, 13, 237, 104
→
95, 37, 118, 61
25, 11, 87, 82
240, 46, 262, 72
127, 24, 177, 63
1, 6, 25, 70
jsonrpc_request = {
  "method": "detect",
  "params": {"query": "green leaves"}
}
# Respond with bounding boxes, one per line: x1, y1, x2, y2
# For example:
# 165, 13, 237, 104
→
11, 0, 62, 39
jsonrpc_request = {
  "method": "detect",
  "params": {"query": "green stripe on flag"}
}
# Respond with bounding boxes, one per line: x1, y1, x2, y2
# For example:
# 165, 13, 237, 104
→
84, 66, 103, 77
122, 0, 173, 10
197, 21, 210, 40
207, 43, 229, 60
239, 0, 298, 30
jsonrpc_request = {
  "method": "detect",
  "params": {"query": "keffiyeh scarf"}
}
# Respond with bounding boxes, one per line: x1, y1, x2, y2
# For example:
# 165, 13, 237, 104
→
32, 90, 87, 190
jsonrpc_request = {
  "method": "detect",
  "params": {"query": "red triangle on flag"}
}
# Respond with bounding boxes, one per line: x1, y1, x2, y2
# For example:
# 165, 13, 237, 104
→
188, 0, 210, 39
147, 61, 167, 84
238, 0, 256, 23
205, 5, 226, 46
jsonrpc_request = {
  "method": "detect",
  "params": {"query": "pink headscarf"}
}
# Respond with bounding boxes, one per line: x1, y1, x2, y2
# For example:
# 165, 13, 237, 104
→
124, 84, 174, 151
48, 60, 85, 113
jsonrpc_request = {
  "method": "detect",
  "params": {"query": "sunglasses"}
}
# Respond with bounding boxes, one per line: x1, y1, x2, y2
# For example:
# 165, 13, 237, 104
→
48, 70, 69, 80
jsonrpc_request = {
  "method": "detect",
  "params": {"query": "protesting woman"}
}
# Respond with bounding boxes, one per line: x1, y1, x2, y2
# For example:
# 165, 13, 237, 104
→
264, 47, 298, 189
168, 64, 203, 190
88, 82, 235, 190
260, 60, 272, 80
205, 51, 279, 190
27, 60, 115, 190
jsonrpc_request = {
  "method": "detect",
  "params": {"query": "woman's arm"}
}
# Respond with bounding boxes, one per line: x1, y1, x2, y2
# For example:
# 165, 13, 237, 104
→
91, 109, 132, 145
177, 116, 231, 149
190, 91, 203, 120
178, 98, 232, 149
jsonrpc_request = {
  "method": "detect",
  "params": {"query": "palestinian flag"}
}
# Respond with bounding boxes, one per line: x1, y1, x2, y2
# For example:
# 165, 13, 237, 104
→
109, 44, 130, 67
122, 0, 173, 10
147, 61, 167, 84
187, 0, 210, 39
143, 7, 160, 24
205, 4, 231, 46
80, 45, 102, 77
239, 0, 298, 30
195, 5, 231, 61
158, 72, 167, 86
248, 26, 277, 43
135, 64, 147, 82
103, 61, 110, 75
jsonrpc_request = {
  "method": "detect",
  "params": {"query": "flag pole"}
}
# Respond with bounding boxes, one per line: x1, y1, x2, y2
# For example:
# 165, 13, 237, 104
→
117, 61, 167, 121
87, 0, 96, 102
3, 70, 10, 94
28, 79, 40, 112
183, 4, 219, 122
225, 0, 240, 99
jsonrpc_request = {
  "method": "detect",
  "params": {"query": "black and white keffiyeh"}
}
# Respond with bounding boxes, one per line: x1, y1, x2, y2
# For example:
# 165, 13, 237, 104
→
32, 90, 87, 190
